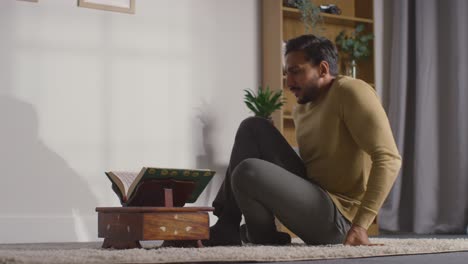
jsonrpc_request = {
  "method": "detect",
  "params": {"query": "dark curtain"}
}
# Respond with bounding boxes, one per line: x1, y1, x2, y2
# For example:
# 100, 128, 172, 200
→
379, 0, 468, 234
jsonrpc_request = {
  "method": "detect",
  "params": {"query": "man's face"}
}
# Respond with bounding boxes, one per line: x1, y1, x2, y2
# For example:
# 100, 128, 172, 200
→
285, 51, 322, 104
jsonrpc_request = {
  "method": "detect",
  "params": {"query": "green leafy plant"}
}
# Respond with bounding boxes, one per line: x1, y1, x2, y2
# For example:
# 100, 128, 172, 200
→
335, 23, 374, 61
294, 0, 323, 35
243, 86, 284, 120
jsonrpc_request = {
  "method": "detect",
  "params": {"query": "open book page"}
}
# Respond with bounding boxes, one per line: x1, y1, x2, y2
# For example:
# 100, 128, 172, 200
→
127, 167, 148, 198
109, 171, 139, 197
106, 167, 216, 205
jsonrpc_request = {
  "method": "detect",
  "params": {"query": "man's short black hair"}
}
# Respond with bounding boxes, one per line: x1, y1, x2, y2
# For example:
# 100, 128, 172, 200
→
285, 34, 339, 76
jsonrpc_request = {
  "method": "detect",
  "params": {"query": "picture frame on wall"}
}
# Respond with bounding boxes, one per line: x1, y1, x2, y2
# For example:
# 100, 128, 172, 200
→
78, 0, 135, 14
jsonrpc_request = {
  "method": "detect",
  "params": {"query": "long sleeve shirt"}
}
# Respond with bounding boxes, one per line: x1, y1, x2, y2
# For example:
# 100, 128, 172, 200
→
293, 75, 402, 229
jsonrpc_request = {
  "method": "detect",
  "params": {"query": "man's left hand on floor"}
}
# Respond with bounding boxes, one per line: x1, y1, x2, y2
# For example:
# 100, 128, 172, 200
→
343, 224, 384, 246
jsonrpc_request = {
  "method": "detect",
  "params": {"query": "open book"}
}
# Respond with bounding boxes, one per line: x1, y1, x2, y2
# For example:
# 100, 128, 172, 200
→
105, 167, 215, 207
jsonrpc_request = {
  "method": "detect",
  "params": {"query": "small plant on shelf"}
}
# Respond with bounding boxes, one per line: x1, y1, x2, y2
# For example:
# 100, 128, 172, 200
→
243, 86, 284, 121
335, 23, 374, 61
293, 0, 324, 35
335, 23, 374, 78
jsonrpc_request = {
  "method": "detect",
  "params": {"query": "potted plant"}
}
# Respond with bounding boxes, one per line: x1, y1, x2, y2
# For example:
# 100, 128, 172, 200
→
335, 23, 374, 78
243, 86, 284, 122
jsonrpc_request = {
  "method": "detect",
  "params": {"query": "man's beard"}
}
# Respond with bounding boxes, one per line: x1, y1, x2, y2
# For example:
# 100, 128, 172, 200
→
297, 94, 310, 104
292, 84, 321, 104
294, 75, 322, 104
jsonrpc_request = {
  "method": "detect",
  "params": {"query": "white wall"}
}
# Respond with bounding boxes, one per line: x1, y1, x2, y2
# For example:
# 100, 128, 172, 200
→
0, 0, 260, 243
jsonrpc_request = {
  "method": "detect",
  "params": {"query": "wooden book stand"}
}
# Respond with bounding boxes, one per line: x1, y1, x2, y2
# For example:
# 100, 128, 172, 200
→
96, 179, 214, 249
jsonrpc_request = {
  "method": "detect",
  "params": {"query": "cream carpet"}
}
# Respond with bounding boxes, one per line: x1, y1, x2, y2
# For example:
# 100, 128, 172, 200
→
1, 238, 468, 264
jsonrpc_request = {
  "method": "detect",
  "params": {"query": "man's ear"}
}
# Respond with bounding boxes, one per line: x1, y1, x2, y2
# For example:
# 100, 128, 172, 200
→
319, 61, 330, 77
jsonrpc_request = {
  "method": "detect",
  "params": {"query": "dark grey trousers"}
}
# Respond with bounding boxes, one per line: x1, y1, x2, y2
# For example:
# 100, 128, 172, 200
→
212, 117, 351, 245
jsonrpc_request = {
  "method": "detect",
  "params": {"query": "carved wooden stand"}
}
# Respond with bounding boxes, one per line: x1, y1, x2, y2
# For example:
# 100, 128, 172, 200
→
96, 189, 214, 249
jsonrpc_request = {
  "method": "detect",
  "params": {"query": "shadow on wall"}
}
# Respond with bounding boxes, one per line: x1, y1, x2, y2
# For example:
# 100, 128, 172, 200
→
194, 101, 228, 207
0, 95, 97, 243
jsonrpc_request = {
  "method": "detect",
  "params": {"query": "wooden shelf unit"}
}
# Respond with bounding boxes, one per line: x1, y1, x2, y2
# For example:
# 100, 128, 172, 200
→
262, 0, 378, 236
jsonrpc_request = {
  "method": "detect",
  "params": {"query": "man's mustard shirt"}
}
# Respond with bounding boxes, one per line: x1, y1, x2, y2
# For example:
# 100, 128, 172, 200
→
293, 75, 402, 229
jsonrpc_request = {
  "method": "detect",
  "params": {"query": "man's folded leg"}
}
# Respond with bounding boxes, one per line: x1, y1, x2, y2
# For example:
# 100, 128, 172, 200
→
205, 117, 306, 246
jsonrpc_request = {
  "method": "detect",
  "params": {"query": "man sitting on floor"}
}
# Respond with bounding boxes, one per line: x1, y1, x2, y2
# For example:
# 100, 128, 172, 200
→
165, 34, 402, 247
